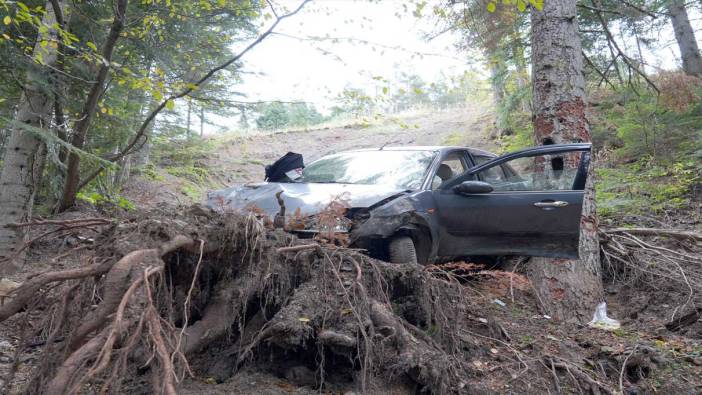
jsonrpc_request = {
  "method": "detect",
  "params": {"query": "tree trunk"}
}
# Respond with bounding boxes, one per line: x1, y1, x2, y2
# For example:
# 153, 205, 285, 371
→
127, 58, 154, 174
0, 0, 66, 274
131, 98, 158, 170
527, 0, 603, 323
186, 99, 192, 138
488, 55, 508, 136
200, 107, 205, 137
669, 0, 702, 76
58, 0, 128, 211
511, 30, 531, 112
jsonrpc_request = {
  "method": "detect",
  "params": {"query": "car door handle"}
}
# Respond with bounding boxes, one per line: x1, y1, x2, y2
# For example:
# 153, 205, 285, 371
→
534, 201, 569, 208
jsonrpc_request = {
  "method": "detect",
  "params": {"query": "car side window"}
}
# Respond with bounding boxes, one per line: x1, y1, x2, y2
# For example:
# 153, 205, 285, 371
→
432, 153, 467, 189
473, 155, 505, 183
475, 152, 584, 192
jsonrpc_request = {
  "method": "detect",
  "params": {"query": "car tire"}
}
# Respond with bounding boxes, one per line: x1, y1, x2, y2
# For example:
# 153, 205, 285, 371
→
388, 236, 418, 264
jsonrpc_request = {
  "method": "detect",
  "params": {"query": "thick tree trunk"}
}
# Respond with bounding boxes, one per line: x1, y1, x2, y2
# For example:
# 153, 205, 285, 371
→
669, 0, 702, 76
0, 0, 66, 273
58, 0, 128, 211
527, 0, 603, 323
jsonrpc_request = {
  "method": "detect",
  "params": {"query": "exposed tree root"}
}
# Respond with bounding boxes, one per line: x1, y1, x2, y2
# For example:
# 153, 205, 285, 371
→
7, 208, 694, 393
1, 209, 480, 394
600, 227, 702, 321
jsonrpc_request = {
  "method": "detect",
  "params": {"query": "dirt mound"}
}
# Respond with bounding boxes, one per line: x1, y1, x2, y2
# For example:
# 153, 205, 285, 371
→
1, 207, 700, 394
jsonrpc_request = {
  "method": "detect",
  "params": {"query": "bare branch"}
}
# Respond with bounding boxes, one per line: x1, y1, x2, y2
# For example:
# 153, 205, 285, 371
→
591, 0, 659, 92
77, 0, 312, 189
604, 227, 702, 241
582, 50, 617, 90
577, 3, 623, 16
616, 0, 660, 18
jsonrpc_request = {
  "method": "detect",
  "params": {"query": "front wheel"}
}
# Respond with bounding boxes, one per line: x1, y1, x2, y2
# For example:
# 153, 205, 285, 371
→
388, 236, 418, 264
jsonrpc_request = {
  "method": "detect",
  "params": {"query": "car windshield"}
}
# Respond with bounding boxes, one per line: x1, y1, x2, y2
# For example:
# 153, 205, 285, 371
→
300, 150, 436, 190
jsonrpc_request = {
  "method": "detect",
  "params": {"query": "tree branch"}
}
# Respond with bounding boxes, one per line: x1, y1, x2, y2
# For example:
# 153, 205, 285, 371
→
604, 227, 702, 241
49, 0, 64, 25
77, 0, 312, 190
577, 3, 623, 16
582, 51, 617, 90
616, 0, 659, 18
591, 0, 659, 93
59, 0, 129, 210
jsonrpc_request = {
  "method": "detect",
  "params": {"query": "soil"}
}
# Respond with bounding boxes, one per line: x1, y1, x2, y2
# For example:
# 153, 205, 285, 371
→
1, 106, 701, 394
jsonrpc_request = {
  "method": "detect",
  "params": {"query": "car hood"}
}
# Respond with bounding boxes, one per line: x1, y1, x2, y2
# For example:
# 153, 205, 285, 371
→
207, 182, 407, 218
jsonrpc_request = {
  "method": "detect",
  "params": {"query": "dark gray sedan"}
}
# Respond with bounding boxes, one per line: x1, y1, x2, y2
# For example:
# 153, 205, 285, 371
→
208, 143, 591, 264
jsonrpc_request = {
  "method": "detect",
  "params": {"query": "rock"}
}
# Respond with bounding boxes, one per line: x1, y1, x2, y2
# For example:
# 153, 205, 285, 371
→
0, 355, 13, 364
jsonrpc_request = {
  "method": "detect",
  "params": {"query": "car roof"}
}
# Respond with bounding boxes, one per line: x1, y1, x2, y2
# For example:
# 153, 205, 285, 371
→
344, 145, 498, 157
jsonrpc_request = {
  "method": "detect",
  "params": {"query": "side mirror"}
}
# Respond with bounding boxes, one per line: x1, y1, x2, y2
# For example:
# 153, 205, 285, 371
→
454, 180, 493, 195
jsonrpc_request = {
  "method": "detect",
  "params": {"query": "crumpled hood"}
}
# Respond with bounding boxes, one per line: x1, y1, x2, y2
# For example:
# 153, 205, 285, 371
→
207, 182, 407, 218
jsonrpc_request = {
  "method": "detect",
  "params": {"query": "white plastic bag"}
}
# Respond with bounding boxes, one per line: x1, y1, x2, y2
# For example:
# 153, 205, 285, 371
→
588, 302, 621, 330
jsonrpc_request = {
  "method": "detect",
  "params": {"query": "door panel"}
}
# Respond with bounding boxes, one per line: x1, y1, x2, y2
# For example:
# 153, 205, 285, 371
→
435, 190, 582, 257
434, 144, 591, 259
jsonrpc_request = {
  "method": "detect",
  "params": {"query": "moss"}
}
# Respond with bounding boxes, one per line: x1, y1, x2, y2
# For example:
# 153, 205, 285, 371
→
165, 165, 209, 184
76, 191, 135, 211
181, 183, 202, 201
142, 164, 165, 182
596, 157, 700, 218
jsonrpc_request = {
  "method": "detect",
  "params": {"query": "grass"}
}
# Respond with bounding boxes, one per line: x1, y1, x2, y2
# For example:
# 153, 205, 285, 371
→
596, 157, 701, 217
181, 183, 202, 201
441, 131, 464, 146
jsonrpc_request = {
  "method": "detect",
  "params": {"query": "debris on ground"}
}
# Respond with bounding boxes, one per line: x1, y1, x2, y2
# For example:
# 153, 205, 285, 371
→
0, 205, 700, 394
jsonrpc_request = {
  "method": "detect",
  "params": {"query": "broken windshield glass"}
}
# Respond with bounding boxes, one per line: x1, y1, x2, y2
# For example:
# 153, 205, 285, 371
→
300, 150, 436, 190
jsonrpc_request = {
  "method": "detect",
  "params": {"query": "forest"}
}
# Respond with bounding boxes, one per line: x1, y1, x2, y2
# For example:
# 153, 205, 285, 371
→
0, 0, 700, 394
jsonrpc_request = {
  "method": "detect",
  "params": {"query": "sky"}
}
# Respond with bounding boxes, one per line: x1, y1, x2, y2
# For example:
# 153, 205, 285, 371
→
202, 0, 689, 132
232, 0, 477, 114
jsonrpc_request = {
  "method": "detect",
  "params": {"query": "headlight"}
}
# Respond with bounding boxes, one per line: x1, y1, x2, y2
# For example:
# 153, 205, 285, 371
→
319, 217, 350, 233
291, 215, 350, 234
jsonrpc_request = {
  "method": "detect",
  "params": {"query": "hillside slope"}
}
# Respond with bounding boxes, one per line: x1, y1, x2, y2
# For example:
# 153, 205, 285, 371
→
122, 105, 496, 207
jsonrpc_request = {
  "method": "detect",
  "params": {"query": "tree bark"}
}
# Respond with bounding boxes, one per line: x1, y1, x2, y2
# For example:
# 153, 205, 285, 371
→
200, 106, 205, 137
58, 0, 128, 211
527, 0, 604, 323
0, 0, 66, 273
488, 53, 508, 135
669, 0, 702, 76
511, 30, 531, 113
186, 99, 192, 138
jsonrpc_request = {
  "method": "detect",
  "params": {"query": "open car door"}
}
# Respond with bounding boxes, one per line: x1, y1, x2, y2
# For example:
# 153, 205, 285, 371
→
433, 143, 591, 259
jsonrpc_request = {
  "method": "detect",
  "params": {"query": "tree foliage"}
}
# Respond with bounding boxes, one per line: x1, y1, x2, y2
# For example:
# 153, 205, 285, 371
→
254, 102, 325, 130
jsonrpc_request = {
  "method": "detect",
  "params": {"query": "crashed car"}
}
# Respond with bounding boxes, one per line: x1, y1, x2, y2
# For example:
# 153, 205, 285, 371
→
207, 143, 592, 264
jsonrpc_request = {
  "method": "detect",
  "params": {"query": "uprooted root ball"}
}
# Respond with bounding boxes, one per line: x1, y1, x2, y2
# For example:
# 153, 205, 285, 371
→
0, 208, 477, 394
